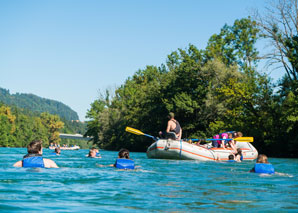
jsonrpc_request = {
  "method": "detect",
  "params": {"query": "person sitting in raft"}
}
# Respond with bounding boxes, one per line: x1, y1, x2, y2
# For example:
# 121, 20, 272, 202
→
13, 140, 59, 168
212, 132, 228, 148
226, 133, 238, 153
159, 112, 182, 140
250, 154, 275, 174
113, 148, 135, 170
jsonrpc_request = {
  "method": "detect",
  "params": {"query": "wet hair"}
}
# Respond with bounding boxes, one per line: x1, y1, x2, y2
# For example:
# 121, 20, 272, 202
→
88, 149, 96, 157
256, 154, 268, 163
55, 147, 60, 153
27, 140, 42, 154
118, 148, 130, 159
228, 154, 234, 160
237, 148, 242, 154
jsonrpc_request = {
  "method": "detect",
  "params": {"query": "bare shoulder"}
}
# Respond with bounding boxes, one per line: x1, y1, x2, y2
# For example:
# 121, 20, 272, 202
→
43, 158, 59, 168
13, 160, 22, 167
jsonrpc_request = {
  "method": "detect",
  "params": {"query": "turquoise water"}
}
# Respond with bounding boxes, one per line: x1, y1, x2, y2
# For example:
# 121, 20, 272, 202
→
0, 147, 297, 212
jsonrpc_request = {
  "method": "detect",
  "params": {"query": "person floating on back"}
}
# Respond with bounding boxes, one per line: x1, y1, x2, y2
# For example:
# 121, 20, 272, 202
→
114, 148, 135, 170
159, 112, 182, 140
250, 154, 275, 174
14, 140, 59, 168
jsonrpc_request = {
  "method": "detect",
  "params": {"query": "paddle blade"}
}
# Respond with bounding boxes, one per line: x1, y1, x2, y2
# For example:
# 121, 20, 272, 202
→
125, 127, 144, 136
234, 137, 254, 142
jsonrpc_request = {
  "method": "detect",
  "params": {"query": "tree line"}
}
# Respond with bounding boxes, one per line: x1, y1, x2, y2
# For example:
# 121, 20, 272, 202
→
85, 1, 298, 157
0, 102, 89, 148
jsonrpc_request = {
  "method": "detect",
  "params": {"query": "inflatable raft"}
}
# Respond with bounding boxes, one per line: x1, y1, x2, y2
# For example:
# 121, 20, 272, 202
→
48, 145, 80, 150
146, 139, 258, 161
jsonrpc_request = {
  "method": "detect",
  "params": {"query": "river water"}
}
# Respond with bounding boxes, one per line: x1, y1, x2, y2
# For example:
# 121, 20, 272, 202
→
0, 147, 297, 212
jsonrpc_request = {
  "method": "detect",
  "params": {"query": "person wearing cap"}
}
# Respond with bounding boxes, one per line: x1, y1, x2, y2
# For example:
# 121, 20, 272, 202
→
159, 112, 182, 140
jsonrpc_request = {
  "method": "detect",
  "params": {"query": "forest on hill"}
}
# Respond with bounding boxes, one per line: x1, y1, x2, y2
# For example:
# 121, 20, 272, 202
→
0, 87, 79, 121
0, 101, 89, 149
85, 1, 298, 157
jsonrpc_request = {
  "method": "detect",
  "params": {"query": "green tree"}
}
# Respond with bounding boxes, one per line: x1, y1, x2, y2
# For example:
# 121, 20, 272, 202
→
205, 17, 259, 71
40, 112, 64, 146
0, 115, 14, 147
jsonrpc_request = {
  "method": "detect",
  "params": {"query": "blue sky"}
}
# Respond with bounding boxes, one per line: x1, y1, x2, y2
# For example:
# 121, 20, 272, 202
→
0, 0, 281, 120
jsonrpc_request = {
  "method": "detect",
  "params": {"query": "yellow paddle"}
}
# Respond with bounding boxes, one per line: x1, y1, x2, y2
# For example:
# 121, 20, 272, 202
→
234, 137, 254, 142
125, 127, 158, 140
190, 137, 253, 143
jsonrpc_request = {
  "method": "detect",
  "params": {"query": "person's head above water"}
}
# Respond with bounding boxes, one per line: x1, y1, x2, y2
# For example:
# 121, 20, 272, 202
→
90, 147, 98, 152
55, 147, 61, 154
27, 140, 43, 154
13, 139, 59, 168
88, 149, 96, 158
256, 154, 268, 163
118, 148, 130, 159
228, 154, 234, 160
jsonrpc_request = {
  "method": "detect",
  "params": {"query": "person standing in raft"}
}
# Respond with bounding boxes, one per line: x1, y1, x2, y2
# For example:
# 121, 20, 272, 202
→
159, 112, 182, 140
250, 154, 274, 174
113, 148, 135, 170
13, 140, 59, 168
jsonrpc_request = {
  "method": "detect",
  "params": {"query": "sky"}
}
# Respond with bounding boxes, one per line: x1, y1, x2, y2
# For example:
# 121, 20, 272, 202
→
0, 0, 282, 121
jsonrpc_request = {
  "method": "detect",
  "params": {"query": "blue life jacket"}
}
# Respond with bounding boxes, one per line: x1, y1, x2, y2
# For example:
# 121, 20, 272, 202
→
22, 156, 45, 168
254, 163, 275, 174
115, 158, 135, 170
96, 152, 101, 157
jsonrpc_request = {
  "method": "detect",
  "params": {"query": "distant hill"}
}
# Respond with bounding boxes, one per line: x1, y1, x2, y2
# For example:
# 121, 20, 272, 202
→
0, 87, 79, 120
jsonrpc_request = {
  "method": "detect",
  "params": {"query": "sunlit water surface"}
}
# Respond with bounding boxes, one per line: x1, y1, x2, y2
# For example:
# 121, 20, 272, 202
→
0, 147, 297, 212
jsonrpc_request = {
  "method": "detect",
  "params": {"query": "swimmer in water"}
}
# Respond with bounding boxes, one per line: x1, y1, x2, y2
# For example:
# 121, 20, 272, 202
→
54, 147, 61, 155
250, 154, 274, 174
14, 140, 59, 168
97, 148, 135, 169
113, 148, 135, 169
87, 147, 101, 158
